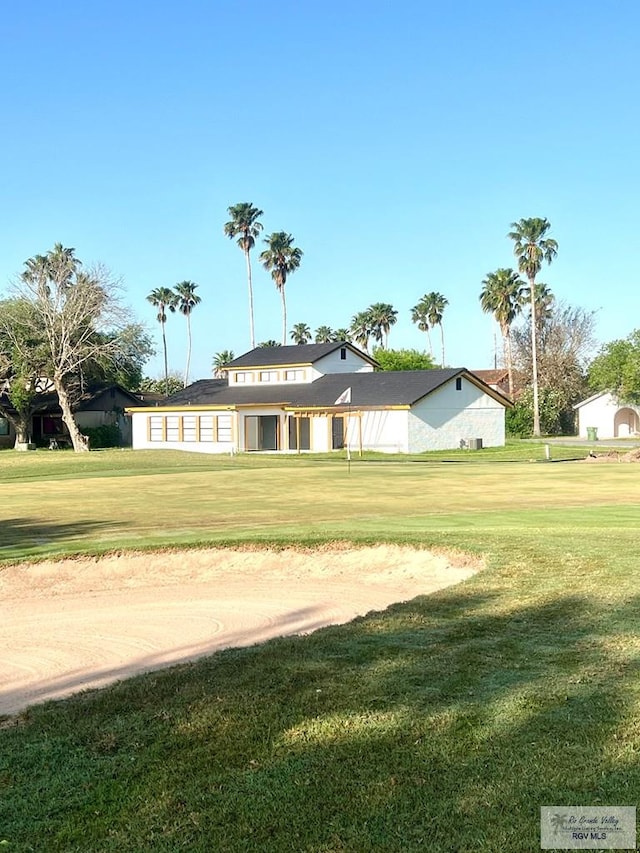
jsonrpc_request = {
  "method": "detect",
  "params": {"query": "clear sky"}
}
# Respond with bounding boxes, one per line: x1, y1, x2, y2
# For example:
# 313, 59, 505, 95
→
1, 1, 638, 381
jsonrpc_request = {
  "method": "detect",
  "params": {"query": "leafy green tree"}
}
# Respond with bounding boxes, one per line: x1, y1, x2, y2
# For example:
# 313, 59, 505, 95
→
0, 299, 48, 445
174, 281, 201, 386
367, 303, 397, 350
212, 350, 235, 378
147, 286, 178, 397
139, 373, 184, 397
290, 323, 311, 344
314, 325, 334, 343
350, 310, 374, 352
421, 292, 448, 367
224, 203, 263, 349
588, 330, 640, 404
508, 217, 558, 436
411, 297, 434, 358
372, 347, 435, 371
259, 232, 303, 345
479, 268, 524, 398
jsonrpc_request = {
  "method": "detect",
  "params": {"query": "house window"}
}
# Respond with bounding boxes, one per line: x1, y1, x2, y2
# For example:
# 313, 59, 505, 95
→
455, 378, 462, 391
235, 372, 252, 384
260, 371, 278, 383
0, 417, 9, 436
200, 415, 215, 442
217, 415, 232, 442
149, 415, 164, 442
182, 415, 197, 442
340, 348, 347, 360
284, 369, 304, 381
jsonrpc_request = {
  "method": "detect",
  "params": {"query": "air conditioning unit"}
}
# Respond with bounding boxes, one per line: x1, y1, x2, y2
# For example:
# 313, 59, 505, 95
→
468, 438, 483, 450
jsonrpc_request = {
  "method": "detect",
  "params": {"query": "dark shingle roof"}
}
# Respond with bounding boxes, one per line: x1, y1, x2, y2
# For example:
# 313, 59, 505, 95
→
155, 369, 492, 409
225, 342, 377, 368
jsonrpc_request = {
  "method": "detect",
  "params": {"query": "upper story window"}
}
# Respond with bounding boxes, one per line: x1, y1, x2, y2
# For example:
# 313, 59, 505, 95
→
455, 377, 462, 391
285, 369, 305, 381
340, 348, 347, 360
260, 371, 278, 383
235, 371, 251, 383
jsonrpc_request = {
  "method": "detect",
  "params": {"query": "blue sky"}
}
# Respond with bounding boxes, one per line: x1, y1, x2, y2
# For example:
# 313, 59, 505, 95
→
1, 1, 638, 381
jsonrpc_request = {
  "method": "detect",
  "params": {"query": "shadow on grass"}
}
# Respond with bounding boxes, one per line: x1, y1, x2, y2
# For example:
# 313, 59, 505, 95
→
2, 587, 640, 851
0, 516, 125, 559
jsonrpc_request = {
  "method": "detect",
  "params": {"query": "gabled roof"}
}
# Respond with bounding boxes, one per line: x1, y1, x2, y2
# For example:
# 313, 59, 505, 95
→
225, 342, 378, 369
471, 369, 509, 384
144, 369, 512, 410
572, 390, 612, 410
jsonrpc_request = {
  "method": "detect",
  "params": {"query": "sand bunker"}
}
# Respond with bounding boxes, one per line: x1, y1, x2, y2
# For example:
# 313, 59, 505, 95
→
584, 448, 640, 463
0, 545, 479, 716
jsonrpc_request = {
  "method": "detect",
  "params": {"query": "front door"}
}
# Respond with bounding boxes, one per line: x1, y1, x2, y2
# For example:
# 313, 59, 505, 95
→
331, 415, 344, 449
245, 415, 279, 451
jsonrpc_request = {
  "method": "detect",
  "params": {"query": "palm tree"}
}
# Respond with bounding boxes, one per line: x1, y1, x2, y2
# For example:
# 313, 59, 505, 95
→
333, 328, 351, 342
258, 339, 280, 348
350, 310, 374, 352
423, 292, 449, 367
259, 232, 303, 345
411, 297, 434, 358
508, 217, 558, 436
147, 286, 178, 396
212, 349, 234, 378
224, 202, 263, 349
314, 325, 334, 343
290, 323, 311, 344
367, 303, 398, 350
479, 269, 524, 398
174, 281, 201, 387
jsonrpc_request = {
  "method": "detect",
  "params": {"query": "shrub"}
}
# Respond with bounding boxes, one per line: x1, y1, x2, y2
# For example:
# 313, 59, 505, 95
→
81, 424, 121, 448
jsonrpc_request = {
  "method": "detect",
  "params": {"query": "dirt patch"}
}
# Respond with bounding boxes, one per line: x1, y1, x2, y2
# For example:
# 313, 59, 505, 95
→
583, 448, 640, 463
0, 545, 480, 716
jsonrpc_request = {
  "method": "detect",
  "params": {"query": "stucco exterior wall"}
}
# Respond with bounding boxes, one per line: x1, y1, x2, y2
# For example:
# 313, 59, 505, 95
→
408, 379, 505, 452
311, 349, 374, 379
575, 393, 640, 438
131, 410, 237, 454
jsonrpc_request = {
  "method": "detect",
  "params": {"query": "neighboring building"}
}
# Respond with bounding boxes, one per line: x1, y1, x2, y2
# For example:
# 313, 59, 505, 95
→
128, 343, 512, 454
573, 391, 640, 439
470, 369, 511, 398
0, 383, 148, 448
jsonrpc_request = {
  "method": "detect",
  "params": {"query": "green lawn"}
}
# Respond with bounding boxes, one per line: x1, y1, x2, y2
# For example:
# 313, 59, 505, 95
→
1, 445, 640, 851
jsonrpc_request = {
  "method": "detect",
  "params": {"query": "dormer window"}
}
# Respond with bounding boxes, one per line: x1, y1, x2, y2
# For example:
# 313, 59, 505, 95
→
260, 371, 278, 382
340, 348, 347, 360
285, 369, 304, 381
235, 372, 250, 383
455, 377, 462, 391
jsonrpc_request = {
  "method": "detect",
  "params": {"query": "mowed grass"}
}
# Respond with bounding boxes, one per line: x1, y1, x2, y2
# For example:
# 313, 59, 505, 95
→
1, 445, 640, 852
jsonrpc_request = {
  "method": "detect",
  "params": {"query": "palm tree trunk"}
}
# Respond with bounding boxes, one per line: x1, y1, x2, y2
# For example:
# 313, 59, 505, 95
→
280, 286, 287, 347
440, 324, 445, 368
161, 321, 169, 397
529, 278, 541, 436
54, 375, 89, 452
505, 328, 514, 400
184, 314, 192, 387
245, 248, 256, 350
426, 329, 433, 358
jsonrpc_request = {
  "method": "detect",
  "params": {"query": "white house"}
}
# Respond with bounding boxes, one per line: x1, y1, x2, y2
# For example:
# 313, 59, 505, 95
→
128, 343, 511, 454
573, 391, 640, 439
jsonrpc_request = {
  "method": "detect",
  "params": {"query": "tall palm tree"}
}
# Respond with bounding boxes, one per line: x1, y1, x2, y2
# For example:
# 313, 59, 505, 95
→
224, 202, 263, 349
479, 269, 524, 398
259, 232, 303, 345
147, 286, 178, 396
350, 310, 374, 353
423, 292, 449, 367
212, 349, 234, 378
314, 325, 334, 343
258, 339, 280, 348
367, 303, 398, 350
508, 217, 558, 436
333, 328, 351, 342
411, 297, 434, 358
290, 322, 311, 344
174, 281, 201, 387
